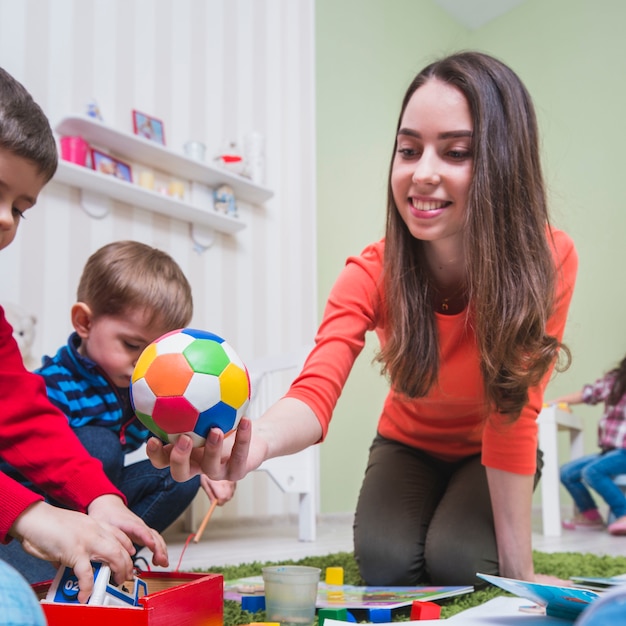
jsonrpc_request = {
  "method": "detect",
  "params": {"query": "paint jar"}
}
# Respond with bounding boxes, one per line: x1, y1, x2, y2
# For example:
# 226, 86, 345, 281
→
168, 179, 185, 200
138, 170, 155, 190
60, 136, 89, 166
183, 141, 207, 162
262, 566, 320, 626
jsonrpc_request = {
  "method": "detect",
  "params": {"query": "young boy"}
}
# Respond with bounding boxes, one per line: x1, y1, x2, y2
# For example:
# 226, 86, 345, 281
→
4, 241, 236, 543
0, 65, 167, 601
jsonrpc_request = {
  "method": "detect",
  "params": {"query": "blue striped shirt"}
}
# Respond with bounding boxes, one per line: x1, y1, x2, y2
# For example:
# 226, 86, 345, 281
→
35, 333, 148, 452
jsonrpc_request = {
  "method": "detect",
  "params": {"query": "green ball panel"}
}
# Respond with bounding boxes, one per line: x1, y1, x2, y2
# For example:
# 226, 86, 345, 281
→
183, 339, 229, 375
135, 409, 170, 443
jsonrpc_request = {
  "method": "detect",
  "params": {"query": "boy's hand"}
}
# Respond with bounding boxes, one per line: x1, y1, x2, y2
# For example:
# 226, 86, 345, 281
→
87, 494, 168, 568
200, 474, 236, 505
11, 500, 135, 603
147, 416, 254, 482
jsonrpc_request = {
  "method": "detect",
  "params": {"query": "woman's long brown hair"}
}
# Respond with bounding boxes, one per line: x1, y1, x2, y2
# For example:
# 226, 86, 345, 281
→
377, 51, 569, 417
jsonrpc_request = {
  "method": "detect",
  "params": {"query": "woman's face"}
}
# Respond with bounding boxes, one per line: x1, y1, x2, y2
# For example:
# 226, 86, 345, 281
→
391, 78, 473, 249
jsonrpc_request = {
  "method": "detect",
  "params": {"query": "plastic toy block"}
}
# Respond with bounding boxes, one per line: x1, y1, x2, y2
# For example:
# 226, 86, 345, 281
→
325, 566, 344, 586
368, 607, 392, 623
410, 600, 441, 620
241, 595, 266, 612
318, 607, 348, 626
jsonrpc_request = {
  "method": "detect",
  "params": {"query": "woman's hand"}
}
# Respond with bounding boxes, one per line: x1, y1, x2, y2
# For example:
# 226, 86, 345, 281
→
86, 494, 168, 568
147, 399, 322, 484
147, 416, 255, 482
534, 573, 573, 586
10, 500, 135, 603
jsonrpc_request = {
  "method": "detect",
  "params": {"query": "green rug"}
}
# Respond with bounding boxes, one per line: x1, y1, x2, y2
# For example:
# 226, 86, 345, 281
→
196, 550, 626, 625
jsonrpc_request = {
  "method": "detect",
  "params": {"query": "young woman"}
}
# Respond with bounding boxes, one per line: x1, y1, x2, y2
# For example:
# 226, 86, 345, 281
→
150, 51, 578, 587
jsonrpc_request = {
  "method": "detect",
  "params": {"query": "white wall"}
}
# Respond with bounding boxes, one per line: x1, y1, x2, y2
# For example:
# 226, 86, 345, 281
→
0, 0, 317, 524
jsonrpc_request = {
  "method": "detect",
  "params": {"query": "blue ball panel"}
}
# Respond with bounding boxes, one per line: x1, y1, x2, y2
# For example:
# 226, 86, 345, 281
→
181, 328, 225, 343
195, 402, 237, 435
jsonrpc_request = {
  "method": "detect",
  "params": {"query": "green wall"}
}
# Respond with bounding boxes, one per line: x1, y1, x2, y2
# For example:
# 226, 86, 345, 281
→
315, 0, 626, 514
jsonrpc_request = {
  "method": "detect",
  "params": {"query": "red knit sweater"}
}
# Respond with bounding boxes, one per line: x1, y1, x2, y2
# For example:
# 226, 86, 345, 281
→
0, 308, 124, 541
286, 228, 578, 475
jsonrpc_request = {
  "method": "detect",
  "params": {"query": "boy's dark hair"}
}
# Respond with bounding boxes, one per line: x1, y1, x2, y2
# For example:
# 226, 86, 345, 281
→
77, 240, 193, 331
0, 67, 57, 181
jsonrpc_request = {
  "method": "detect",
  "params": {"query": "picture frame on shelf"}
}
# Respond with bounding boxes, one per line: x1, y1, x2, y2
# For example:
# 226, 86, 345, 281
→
132, 109, 165, 145
91, 149, 133, 183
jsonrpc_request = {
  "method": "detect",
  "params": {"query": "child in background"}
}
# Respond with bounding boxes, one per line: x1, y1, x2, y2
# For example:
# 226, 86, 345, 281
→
548, 355, 626, 535
0, 65, 167, 601
2, 241, 236, 554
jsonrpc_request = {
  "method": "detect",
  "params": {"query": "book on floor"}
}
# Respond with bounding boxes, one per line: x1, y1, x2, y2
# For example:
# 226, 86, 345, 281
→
477, 572, 600, 621
570, 573, 626, 591
224, 575, 473, 609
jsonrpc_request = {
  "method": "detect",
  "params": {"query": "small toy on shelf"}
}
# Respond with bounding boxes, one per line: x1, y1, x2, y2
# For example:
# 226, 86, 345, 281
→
215, 141, 244, 175
130, 328, 251, 447
214, 184, 237, 217
86, 99, 103, 121
3, 301, 38, 370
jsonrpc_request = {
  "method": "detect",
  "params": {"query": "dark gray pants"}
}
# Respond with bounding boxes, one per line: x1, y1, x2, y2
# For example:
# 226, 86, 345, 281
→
353, 434, 542, 587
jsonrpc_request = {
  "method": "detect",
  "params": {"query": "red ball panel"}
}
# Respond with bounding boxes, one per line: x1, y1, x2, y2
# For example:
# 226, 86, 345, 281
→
152, 396, 199, 433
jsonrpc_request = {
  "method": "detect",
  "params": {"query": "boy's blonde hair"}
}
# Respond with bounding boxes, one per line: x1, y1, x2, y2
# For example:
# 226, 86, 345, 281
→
77, 241, 193, 330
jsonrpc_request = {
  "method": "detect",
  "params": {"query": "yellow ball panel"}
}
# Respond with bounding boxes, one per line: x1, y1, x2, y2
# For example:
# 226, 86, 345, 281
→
219, 363, 250, 408
132, 343, 159, 383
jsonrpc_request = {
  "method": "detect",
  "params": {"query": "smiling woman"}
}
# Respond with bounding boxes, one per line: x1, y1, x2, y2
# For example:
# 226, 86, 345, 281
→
150, 50, 579, 592
391, 79, 473, 251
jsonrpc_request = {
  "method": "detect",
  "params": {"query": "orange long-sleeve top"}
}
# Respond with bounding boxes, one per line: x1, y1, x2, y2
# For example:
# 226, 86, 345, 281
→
285, 228, 578, 475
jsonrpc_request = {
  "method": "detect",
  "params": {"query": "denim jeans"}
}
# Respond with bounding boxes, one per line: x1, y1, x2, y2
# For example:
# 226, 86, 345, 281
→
560, 450, 626, 518
73, 426, 201, 534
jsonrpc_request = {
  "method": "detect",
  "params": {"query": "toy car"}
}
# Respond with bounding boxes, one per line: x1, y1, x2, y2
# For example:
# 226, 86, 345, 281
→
44, 562, 147, 607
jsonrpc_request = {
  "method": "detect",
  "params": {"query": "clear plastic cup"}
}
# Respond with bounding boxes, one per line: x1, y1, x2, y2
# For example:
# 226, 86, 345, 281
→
262, 565, 321, 626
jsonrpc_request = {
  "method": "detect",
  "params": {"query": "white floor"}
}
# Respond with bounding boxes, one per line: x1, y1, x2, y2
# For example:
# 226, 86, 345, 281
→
142, 508, 626, 574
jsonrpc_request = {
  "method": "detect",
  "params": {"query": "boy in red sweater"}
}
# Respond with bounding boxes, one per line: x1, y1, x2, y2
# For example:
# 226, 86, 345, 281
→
0, 65, 167, 602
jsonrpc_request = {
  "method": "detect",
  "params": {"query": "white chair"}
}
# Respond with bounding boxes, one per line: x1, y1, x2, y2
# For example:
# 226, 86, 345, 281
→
537, 404, 584, 536
246, 347, 319, 542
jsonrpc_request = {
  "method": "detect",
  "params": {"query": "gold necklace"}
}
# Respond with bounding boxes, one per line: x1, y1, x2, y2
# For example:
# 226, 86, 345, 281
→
441, 298, 450, 312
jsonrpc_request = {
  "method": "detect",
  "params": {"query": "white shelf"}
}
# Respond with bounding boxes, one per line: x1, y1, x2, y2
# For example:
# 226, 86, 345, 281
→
55, 115, 273, 205
53, 161, 245, 235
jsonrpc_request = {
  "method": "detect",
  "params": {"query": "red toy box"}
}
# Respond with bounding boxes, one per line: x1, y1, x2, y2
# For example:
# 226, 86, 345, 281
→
32, 571, 223, 626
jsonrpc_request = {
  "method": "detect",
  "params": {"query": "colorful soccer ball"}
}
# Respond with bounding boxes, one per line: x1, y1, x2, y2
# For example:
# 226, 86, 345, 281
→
130, 328, 251, 446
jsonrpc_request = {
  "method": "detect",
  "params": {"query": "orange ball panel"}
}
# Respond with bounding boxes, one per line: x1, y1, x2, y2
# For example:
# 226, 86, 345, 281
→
144, 353, 193, 396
